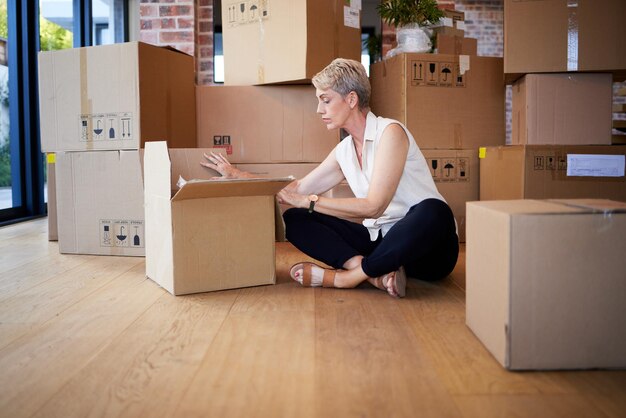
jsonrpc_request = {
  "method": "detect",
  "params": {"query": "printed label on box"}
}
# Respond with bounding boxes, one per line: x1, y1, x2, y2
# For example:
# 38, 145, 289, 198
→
227, 0, 269, 26
427, 157, 470, 182
79, 112, 133, 142
344, 6, 360, 29
100, 219, 144, 248
567, 154, 625, 177
410, 60, 465, 88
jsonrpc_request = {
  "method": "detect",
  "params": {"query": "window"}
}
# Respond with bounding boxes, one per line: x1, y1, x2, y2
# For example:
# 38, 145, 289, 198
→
0, 0, 128, 225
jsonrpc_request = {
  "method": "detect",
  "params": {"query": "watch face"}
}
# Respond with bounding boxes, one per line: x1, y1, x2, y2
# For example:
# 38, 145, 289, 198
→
309, 194, 319, 202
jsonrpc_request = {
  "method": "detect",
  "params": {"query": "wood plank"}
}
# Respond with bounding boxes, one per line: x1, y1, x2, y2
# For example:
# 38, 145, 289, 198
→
312, 286, 461, 417
399, 280, 578, 397
613, 120, 626, 129
31, 290, 239, 418
613, 103, 626, 113
0, 251, 93, 303
0, 255, 142, 350
175, 280, 318, 418
453, 394, 607, 417
0, 262, 164, 417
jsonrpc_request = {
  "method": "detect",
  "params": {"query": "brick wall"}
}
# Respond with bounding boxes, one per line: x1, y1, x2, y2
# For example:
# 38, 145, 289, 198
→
139, 0, 215, 85
195, 0, 214, 85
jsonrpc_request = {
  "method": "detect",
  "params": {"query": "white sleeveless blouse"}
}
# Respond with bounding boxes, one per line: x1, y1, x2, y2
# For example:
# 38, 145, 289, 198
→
335, 112, 448, 241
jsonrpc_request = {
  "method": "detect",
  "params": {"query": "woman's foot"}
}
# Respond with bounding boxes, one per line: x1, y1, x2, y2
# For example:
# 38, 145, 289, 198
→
289, 262, 338, 288
370, 267, 406, 298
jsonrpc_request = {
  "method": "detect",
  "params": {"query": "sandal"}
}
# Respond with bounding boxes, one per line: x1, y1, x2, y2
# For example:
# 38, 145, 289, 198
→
374, 266, 407, 298
289, 262, 337, 288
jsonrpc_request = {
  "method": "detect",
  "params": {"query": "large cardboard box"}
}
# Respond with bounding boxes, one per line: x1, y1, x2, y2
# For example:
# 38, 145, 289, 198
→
370, 54, 505, 149
466, 199, 626, 370
222, 0, 361, 85
55, 150, 145, 256
479, 145, 626, 202
512, 73, 613, 145
38, 42, 196, 152
423, 149, 478, 242
144, 142, 292, 295
196, 85, 339, 163
504, 0, 626, 83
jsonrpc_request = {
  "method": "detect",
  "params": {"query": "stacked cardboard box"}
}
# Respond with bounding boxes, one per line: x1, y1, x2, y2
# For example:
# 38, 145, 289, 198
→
434, 9, 476, 56
221, 0, 361, 85
467, 1, 626, 371
481, 1, 626, 201
208, 2, 362, 187
370, 16, 505, 241
38, 42, 197, 256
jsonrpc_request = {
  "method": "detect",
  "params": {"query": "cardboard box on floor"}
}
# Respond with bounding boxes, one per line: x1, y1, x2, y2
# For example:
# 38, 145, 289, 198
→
512, 73, 613, 146
222, 0, 361, 85
466, 198, 626, 370
144, 142, 293, 295
422, 149, 478, 242
479, 145, 626, 202
55, 150, 145, 256
196, 85, 339, 163
38, 42, 196, 152
47, 154, 57, 241
504, 0, 626, 83
370, 53, 505, 149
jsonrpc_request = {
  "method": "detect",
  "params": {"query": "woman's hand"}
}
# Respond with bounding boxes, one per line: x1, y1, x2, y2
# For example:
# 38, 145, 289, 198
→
277, 187, 308, 208
201, 152, 247, 179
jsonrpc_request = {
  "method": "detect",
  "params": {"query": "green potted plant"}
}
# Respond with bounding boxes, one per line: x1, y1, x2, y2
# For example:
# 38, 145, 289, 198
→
377, 0, 445, 57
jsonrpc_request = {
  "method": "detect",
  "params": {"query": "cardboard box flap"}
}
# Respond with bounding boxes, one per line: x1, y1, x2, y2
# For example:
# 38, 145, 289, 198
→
548, 199, 626, 214
472, 199, 583, 215
144, 141, 172, 199
171, 178, 293, 201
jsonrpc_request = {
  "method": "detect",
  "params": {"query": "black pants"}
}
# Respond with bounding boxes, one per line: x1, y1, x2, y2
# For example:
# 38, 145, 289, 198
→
283, 198, 459, 281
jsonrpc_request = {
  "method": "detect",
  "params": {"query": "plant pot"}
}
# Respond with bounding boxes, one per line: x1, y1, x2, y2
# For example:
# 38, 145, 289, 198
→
386, 24, 432, 58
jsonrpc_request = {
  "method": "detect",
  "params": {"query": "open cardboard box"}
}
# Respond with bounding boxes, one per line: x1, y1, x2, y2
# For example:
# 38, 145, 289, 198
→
144, 142, 293, 295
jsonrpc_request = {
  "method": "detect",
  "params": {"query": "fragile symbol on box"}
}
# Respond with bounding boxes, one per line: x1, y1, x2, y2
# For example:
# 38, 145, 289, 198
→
534, 156, 545, 170
410, 61, 463, 88
428, 157, 469, 182
100, 219, 144, 248
79, 112, 133, 142
227, 0, 269, 26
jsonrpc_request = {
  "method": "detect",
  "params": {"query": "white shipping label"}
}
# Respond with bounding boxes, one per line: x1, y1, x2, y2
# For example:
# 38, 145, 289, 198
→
350, 0, 362, 10
566, 154, 625, 177
344, 6, 360, 29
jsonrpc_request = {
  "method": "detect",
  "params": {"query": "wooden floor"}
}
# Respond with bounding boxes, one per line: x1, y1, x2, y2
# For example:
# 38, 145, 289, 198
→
1, 218, 625, 418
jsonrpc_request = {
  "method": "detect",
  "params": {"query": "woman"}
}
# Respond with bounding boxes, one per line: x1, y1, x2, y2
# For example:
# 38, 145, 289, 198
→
202, 58, 458, 298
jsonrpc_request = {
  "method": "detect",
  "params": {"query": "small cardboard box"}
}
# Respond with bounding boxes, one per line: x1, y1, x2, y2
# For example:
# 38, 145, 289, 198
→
222, 0, 361, 85
512, 73, 613, 145
436, 34, 477, 56
479, 145, 626, 202
38, 42, 196, 152
466, 199, 626, 370
196, 85, 339, 163
370, 53, 505, 149
422, 149, 478, 242
504, 0, 626, 83
55, 150, 145, 256
144, 142, 292, 296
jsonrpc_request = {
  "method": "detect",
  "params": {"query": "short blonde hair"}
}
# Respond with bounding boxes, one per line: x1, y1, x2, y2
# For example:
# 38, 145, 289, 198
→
312, 58, 371, 110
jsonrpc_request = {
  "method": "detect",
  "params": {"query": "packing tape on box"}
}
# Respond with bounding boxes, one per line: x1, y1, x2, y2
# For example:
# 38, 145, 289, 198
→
567, 0, 579, 71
